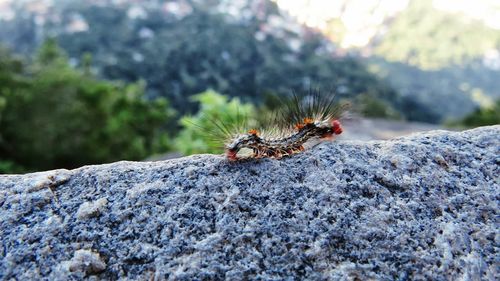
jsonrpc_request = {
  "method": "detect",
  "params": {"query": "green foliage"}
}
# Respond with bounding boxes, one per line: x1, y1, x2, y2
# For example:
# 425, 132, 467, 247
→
2, 0, 498, 123
175, 90, 256, 155
0, 160, 25, 174
354, 93, 400, 119
460, 100, 500, 127
48, 1, 399, 118
375, 0, 500, 70
0, 41, 174, 173
367, 0, 500, 122
368, 56, 499, 122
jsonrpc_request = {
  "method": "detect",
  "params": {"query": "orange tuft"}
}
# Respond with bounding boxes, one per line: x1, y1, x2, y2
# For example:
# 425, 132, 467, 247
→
303, 118, 314, 124
295, 123, 305, 130
248, 129, 259, 136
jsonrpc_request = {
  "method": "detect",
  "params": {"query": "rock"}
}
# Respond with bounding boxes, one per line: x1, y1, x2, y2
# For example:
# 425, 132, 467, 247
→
66, 249, 106, 275
76, 198, 108, 220
0, 126, 498, 280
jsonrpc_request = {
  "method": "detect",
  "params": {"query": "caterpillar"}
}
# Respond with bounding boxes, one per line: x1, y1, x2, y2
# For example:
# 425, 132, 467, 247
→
206, 91, 348, 161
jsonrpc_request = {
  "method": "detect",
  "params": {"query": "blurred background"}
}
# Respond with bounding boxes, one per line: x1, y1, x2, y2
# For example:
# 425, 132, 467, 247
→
0, 0, 499, 173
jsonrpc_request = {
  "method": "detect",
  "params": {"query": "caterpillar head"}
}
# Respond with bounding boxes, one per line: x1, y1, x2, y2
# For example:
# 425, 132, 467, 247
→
331, 119, 343, 135
316, 119, 343, 139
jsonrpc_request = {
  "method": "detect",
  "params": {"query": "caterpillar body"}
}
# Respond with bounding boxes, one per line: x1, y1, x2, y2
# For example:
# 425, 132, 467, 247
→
225, 119, 343, 160
210, 91, 347, 161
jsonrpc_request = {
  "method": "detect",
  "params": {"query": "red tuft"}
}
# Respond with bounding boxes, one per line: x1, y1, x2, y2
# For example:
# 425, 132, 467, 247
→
226, 149, 238, 161
331, 119, 343, 135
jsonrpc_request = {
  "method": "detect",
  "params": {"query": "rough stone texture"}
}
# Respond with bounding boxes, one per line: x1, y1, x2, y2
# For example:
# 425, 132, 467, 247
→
0, 126, 498, 280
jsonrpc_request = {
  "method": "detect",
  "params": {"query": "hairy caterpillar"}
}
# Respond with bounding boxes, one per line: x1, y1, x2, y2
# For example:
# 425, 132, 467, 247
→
206, 91, 347, 161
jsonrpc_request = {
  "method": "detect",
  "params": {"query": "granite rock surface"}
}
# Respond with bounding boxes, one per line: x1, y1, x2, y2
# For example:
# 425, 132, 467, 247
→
0, 126, 498, 280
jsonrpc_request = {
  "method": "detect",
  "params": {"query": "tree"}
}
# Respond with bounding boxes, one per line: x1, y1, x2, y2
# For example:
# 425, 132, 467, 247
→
174, 90, 256, 155
0, 40, 174, 173
54, 1, 401, 118
460, 100, 500, 127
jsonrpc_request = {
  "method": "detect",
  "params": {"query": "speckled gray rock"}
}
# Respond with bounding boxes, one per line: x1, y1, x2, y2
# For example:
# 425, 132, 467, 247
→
1, 126, 498, 280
